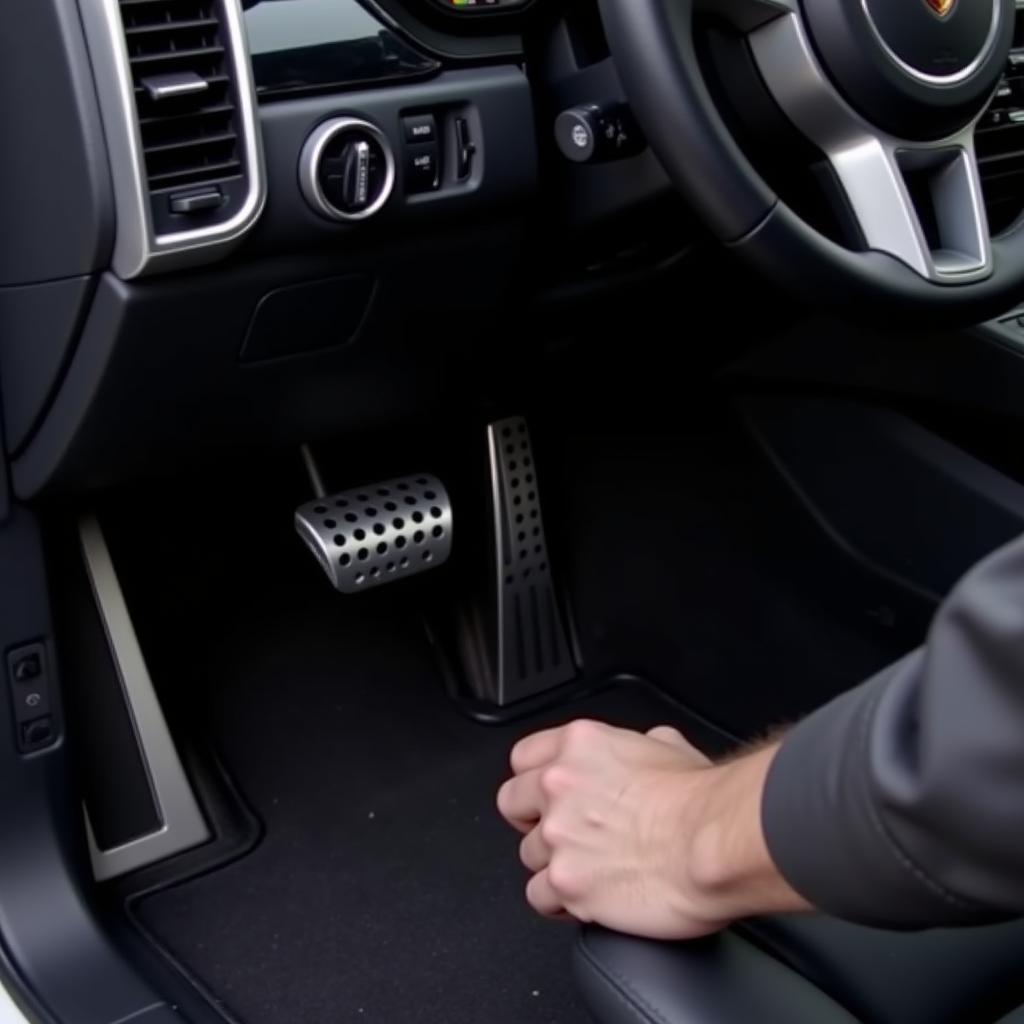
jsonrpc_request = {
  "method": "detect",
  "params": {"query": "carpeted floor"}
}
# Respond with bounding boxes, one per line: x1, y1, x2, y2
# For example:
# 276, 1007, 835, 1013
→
134, 601, 720, 1024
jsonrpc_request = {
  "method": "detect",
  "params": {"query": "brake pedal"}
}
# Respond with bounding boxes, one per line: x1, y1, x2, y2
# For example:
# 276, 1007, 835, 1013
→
295, 474, 453, 593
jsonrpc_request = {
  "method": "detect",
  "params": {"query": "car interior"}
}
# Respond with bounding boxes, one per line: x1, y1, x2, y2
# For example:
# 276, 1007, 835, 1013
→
4, 0, 1024, 1022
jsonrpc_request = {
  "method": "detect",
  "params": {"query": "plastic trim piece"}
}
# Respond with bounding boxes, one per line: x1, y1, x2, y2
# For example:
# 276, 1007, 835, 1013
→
79, 516, 209, 881
77, 0, 266, 279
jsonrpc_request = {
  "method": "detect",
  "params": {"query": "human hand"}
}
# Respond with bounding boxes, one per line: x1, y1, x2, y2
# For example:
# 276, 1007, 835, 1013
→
496, 719, 809, 939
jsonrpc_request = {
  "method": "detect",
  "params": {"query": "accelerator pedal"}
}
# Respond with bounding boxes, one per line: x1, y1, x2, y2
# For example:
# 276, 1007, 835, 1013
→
458, 416, 575, 706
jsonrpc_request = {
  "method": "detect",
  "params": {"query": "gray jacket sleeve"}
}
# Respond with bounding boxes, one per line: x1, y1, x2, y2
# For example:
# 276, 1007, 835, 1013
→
762, 533, 1024, 928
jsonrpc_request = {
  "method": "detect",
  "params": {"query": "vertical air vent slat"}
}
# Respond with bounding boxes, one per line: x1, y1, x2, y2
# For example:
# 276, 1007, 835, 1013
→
117, 0, 243, 196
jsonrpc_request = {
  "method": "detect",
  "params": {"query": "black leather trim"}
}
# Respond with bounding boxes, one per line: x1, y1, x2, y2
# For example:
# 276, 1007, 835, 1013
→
574, 926, 861, 1024
742, 915, 1024, 1024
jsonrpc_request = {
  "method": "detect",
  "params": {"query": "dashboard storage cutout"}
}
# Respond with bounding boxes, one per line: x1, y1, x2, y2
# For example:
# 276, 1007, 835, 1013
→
239, 276, 376, 363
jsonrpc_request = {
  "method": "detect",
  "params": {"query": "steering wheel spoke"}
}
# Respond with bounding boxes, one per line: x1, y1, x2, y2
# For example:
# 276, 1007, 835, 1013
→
828, 132, 989, 280
749, 11, 993, 282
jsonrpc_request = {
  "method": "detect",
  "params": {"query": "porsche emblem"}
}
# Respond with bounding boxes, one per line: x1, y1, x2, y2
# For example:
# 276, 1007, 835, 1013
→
924, 0, 955, 18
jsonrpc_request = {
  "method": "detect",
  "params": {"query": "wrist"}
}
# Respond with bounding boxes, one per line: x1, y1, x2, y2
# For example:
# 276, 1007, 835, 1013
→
679, 742, 810, 924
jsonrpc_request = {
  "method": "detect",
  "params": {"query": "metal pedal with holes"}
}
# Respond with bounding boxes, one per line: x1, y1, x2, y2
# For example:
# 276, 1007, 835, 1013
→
295, 474, 453, 593
457, 416, 575, 705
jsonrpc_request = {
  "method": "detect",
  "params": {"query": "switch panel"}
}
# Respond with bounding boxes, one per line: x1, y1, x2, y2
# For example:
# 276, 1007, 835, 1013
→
7, 642, 59, 753
399, 108, 479, 196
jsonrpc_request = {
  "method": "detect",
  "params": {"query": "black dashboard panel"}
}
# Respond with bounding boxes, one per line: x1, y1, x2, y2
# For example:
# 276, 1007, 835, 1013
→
245, 0, 440, 98
9, 63, 538, 497
0, 0, 683, 498
0, 0, 113, 285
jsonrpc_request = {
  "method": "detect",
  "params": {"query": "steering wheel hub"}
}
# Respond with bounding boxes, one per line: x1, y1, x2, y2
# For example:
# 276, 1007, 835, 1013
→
865, 0, 1000, 79
801, 0, 1012, 139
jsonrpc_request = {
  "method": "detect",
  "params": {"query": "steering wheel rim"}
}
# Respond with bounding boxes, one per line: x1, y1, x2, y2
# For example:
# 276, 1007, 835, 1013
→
597, 0, 1024, 321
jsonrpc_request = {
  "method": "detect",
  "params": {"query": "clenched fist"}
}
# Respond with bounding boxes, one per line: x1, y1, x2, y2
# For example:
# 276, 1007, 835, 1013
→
496, 719, 809, 939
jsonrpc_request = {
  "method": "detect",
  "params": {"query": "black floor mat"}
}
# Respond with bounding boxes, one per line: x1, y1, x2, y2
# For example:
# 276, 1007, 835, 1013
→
134, 602, 717, 1024
111, 399, 924, 1024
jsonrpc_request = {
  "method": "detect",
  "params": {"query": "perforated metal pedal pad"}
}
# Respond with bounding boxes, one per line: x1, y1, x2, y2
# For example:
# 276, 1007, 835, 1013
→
295, 474, 453, 593
486, 416, 574, 702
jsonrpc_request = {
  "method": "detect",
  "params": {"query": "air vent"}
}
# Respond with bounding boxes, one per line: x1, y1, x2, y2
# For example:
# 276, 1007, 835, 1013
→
79, 0, 264, 276
119, 0, 242, 198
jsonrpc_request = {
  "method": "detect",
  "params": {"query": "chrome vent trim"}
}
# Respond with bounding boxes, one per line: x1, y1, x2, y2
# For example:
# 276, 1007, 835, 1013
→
79, 0, 266, 279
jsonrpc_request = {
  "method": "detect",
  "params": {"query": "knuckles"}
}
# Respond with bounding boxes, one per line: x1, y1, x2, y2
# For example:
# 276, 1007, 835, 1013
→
562, 718, 604, 749
539, 813, 569, 847
547, 853, 586, 903
539, 763, 575, 798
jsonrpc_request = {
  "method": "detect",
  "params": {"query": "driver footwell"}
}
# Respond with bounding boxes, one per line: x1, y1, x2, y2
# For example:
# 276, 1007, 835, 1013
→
132, 602, 713, 1024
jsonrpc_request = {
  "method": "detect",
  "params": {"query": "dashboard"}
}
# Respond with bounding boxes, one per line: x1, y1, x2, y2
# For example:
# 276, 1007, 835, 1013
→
1, 0, 1023, 501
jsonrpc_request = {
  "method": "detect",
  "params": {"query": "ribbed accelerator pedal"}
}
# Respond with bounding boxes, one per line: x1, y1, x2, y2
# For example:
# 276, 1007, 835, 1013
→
295, 474, 452, 593
485, 416, 574, 703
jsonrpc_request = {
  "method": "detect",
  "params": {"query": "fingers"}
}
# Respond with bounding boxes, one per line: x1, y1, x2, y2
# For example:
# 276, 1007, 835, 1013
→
647, 725, 690, 748
497, 767, 545, 833
526, 869, 564, 917
510, 725, 567, 774
519, 825, 551, 873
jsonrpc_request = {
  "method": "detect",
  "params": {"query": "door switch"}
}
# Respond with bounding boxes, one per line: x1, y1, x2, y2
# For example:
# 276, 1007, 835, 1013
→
7, 642, 58, 752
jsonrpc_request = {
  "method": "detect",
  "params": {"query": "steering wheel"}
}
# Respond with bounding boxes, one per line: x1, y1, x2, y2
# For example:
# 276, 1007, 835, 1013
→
598, 0, 1022, 320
